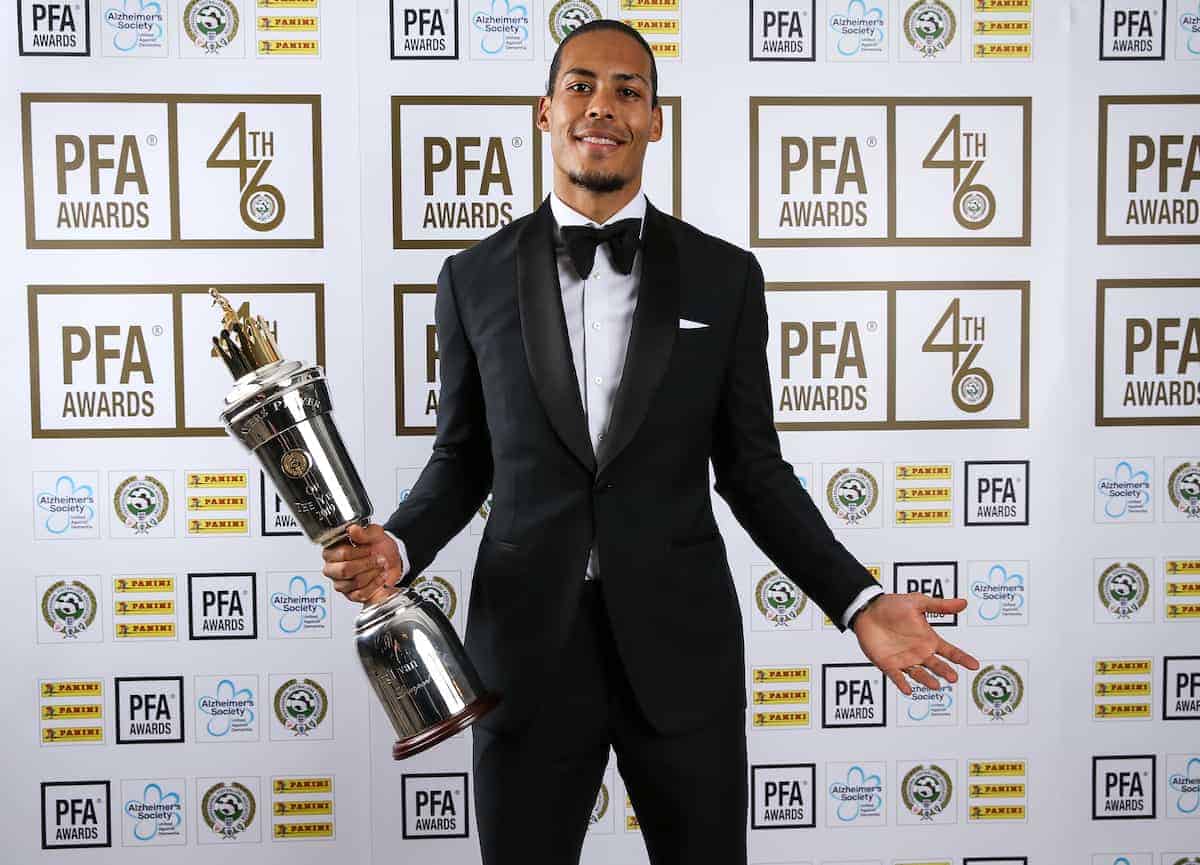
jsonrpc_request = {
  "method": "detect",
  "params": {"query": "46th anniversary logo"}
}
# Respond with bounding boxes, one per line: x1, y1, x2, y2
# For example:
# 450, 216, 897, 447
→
21, 93, 323, 248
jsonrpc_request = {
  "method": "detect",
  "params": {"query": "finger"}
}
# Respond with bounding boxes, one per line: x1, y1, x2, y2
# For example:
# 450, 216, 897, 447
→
347, 522, 382, 545
922, 596, 967, 613
325, 542, 373, 563
905, 666, 942, 692
886, 669, 913, 696
922, 655, 957, 683
333, 567, 383, 597
936, 639, 981, 670
343, 555, 389, 582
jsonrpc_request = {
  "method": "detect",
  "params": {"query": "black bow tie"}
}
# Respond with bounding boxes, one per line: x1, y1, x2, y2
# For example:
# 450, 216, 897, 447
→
560, 219, 641, 279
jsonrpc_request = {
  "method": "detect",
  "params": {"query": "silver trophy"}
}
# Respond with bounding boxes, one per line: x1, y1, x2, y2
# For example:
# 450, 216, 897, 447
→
209, 289, 498, 758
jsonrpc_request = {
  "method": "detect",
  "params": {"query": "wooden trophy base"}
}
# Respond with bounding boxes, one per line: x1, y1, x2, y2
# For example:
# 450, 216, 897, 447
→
392, 692, 501, 760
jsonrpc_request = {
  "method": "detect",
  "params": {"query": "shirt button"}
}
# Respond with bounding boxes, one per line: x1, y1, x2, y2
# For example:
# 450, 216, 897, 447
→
593, 376, 602, 385
598, 432, 606, 441
592, 321, 601, 330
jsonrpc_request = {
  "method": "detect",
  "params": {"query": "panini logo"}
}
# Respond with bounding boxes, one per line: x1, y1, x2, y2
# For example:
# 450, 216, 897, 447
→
751, 97, 1031, 246
40, 679, 105, 746
272, 775, 334, 841
1099, 96, 1200, 244
753, 667, 811, 683
21, 93, 323, 249
28, 284, 325, 438
114, 577, 173, 592
767, 282, 1029, 430
1096, 280, 1200, 426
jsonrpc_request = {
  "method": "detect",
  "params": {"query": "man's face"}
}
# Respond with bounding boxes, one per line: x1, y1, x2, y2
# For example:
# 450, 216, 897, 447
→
537, 30, 663, 194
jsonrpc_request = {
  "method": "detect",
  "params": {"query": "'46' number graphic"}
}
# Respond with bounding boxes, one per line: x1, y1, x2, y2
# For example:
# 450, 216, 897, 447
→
922, 114, 995, 231
922, 297, 993, 413
207, 112, 286, 232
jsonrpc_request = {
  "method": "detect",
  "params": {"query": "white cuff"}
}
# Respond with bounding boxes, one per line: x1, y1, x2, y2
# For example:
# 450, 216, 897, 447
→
841, 584, 885, 629
383, 530, 410, 581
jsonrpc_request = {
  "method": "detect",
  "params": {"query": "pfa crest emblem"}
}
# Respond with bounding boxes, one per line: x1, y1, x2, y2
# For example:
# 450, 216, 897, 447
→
754, 569, 807, 627
904, 0, 956, 57
971, 663, 1024, 721
273, 678, 328, 736
1098, 562, 1150, 619
184, 0, 240, 54
590, 782, 609, 824
548, 0, 602, 43
1169, 462, 1200, 519
41, 580, 98, 639
827, 467, 879, 524
114, 474, 170, 534
201, 781, 255, 839
412, 575, 458, 621
900, 763, 953, 820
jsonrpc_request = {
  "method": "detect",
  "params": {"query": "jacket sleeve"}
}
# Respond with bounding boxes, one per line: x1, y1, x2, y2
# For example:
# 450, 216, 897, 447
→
710, 252, 877, 630
383, 255, 493, 585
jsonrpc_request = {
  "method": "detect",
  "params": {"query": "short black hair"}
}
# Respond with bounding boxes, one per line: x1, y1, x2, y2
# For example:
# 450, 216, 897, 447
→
545, 19, 659, 108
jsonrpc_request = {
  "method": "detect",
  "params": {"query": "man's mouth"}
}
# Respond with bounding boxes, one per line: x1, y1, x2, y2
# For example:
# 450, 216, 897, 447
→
574, 131, 624, 151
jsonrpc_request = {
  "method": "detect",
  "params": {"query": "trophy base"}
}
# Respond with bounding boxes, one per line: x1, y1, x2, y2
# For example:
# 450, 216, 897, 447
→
392, 692, 501, 760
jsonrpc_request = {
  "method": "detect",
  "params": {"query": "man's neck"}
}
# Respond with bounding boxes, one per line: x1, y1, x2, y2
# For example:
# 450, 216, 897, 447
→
552, 173, 643, 224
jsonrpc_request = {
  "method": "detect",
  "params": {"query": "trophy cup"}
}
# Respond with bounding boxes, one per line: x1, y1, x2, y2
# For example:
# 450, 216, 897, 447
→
209, 289, 498, 758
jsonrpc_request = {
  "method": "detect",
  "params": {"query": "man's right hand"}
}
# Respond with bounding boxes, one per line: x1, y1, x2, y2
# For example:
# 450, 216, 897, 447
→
322, 522, 404, 603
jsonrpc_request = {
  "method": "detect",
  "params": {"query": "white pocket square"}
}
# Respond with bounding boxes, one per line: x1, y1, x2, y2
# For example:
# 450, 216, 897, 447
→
679, 318, 709, 329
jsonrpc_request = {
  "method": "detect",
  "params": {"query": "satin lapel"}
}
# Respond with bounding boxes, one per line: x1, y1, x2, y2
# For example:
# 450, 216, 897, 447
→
516, 200, 597, 474
597, 201, 680, 477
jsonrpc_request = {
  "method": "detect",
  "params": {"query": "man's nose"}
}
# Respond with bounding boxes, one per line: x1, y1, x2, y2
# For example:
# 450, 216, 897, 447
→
586, 91, 614, 118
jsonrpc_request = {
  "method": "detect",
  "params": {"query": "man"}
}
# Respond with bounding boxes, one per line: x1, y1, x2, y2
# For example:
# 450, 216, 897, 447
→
324, 19, 978, 865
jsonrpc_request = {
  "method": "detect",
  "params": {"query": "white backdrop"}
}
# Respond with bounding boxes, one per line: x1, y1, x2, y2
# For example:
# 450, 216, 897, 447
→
3, 1, 1198, 863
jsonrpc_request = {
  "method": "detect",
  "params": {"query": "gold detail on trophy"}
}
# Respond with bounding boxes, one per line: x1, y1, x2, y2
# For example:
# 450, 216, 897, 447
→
281, 448, 312, 479
210, 287, 282, 377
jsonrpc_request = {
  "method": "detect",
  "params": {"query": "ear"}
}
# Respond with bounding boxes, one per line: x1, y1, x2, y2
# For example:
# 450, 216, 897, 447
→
536, 95, 552, 133
648, 103, 663, 143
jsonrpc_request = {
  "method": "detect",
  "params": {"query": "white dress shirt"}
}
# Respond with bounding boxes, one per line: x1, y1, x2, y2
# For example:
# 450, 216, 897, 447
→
389, 190, 882, 626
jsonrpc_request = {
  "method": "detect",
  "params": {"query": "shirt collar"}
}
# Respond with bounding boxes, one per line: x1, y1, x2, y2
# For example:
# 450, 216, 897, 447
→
549, 189, 647, 239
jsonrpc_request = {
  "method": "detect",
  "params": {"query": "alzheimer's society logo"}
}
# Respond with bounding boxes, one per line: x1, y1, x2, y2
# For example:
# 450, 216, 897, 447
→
124, 782, 183, 843
197, 678, 257, 739
35, 473, 99, 538
268, 574, 329, 637
971, 563, 1025, 622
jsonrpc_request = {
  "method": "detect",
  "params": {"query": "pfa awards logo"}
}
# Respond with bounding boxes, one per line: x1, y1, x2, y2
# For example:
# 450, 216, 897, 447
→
822, 663, 886, 728
194, 675, 259, 741
897, 761, 955, 824
751, 764, 816, 829
270, 674, 332, 739
18, 0, 91, 55
110, 472, 172, 536
392, 97, 540, 248
1100, 1, 1167, 59
37, 575, 101, 642
963, 460, 1029, 526
394, 284, 439, 434
750, 1, 816, 61
900, 0, 958, 60
1096, 280, 1200, 426
33, 472, 99, 538
1167, 459, 1200, 521
1094, 559, 1154, 623
1164, 656, 1200, 721
752, 98, 1029, 246
401, 773, 469, 839
21, 93, 322, 248
121, 779, 185, 846
391, 1, 460, 59
1099, 96, 1200, 244
41, 781, 111, 850
115, 676, 184, 744
894, 561, 959, 626
826, 761, 885, 827
198, 778, 259, 843
1093, 755, 1156, 819
968, 661, 1028, 724
767, 283, 1028, 429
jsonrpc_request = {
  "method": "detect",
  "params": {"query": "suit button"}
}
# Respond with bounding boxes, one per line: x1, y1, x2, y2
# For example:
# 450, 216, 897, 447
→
596, 482, 614, 493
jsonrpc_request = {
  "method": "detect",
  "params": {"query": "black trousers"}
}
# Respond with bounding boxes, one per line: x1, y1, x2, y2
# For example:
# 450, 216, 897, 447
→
471, 580, 748, 865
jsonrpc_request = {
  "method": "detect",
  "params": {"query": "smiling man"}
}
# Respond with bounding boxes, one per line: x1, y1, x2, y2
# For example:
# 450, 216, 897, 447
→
323, 19, 978, 865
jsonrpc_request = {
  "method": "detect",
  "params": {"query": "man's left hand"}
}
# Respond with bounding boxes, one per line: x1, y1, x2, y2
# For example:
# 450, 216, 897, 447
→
852, 593, 980, 695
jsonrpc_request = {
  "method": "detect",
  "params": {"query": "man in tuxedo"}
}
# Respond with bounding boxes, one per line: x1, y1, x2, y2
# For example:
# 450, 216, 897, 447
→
324, 19, 978, 865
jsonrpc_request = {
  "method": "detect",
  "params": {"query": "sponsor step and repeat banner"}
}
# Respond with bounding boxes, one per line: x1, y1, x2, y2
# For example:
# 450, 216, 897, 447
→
1, 1, 1196, 864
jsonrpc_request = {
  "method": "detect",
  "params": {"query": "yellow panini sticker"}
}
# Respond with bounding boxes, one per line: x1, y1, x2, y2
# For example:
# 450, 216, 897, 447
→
974, 43, 1032, 58
1094, 659, 1152, 675
1168, 603, 1200, 618
259, 0, 319, 6
114, 576, 174, 593
258, 39, 320, 54
187, 495, 248, 511
188, 518, 249, 534
895, 509, 953, 524
1166, 581, 1200, 595
975, 0, 1031, 10
895, 464, 952, 480
969, 804, 1026, 819
258, 15, 319, 30
115, 599, 175, 616
274, 778, 333, 794
969, 761, 1026, 776
619, 0, 679, 9
273, 800, 333, 815
274, 822, 334, 838
752, 711, 810, 726
752, 689, 810, 704
1095, 680, 1151, 696
895, 486, 952, 502
187, 472, 248, 488
1166, 560, 1200, 574
648, 41, 681, 58
621, 18, 679, 34
969, 783, 1027, 797
41, 703, 103, 719
42, 726, 103, 742
975, 19, 1032, 34
753, 667, 810, 683
41, 680, 102, 697
1094, 702, 1152, 718
117, 622, 177, 638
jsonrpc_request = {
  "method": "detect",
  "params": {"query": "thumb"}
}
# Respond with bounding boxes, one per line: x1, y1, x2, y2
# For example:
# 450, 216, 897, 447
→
921, 596, 967, 613
347, 522, 369, 544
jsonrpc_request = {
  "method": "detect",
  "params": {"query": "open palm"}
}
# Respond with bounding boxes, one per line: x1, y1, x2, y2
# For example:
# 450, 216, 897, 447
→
852, 593, 980, 694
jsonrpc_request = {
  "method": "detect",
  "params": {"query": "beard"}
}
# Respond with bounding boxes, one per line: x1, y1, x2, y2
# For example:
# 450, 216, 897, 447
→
567, 168, 628, 194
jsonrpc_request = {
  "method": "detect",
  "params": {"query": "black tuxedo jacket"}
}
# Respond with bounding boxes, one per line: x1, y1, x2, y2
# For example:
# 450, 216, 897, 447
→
385, 197, 876, 735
